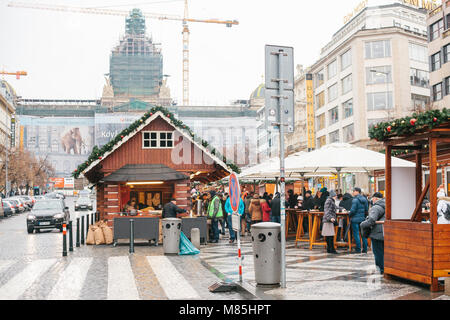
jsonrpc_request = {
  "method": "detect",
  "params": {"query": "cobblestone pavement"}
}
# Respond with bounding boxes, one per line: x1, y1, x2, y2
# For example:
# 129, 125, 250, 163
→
200, 233, 450, 300
1, 197, 449, 300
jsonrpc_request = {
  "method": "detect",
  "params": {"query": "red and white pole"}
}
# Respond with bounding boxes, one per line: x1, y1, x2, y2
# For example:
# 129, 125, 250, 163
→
62, 223, 67, 257
236, 213, 243, 283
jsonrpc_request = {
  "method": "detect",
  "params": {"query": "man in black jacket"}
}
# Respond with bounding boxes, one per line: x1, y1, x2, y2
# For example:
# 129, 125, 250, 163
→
162, 198, 187, 219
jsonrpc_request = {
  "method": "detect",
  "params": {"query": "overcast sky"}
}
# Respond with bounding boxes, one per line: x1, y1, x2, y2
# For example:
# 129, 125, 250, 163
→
0, 0, 402, 105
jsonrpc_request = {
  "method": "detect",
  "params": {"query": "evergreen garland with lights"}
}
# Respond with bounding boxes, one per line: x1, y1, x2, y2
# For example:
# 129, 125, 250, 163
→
73, 106, 241, 178
369, 108, 450, 142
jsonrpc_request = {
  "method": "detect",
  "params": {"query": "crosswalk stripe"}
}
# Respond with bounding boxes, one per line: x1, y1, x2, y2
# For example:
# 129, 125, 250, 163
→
107, 256, 140, 300
47, 257, 93, 300
0, 259, 56, 300
147, 256, 200, 300
0, 260, 15, 274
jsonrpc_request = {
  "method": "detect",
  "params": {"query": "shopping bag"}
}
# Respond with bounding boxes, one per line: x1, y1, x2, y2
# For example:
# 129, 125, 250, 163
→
179, 231, 200, 256
94, 227, 106, 245
101, 226, 114, 245
86, 226, 96, 245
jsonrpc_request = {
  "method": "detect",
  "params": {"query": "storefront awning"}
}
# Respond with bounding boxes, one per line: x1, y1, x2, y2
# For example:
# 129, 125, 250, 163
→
103, 164, 189, 182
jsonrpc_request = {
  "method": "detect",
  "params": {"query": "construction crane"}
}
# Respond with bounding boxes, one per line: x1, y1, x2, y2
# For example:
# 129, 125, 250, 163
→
7, 1, 239, 106
0, 70, 27, 80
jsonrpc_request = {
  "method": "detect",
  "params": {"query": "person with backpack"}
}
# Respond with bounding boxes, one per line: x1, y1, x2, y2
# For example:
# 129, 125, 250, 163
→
360, 192, 385, 274
349, 187, 369, 254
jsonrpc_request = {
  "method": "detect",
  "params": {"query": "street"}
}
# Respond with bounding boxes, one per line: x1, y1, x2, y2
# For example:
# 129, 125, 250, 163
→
0, 196, 448, 300
0, 196, 253, 300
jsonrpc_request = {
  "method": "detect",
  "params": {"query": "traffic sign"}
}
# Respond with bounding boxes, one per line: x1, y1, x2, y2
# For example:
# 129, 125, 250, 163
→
229, 173, 241, 213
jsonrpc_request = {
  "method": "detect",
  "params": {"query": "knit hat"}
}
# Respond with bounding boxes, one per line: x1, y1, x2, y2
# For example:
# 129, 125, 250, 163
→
372, 192, 383, 199
209, 190, 216, 198
329, 190, 337, 198
320, 187, 328, 193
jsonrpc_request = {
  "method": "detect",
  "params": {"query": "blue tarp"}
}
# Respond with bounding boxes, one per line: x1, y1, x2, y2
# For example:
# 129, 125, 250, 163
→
179, 231, 200, 256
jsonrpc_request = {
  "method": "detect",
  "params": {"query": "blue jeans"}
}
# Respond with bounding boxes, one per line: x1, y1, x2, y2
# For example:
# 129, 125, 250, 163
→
227, 215, 236, 241
371, 239, 384, 274
271, 216, 281, 223
351, 222, 368, 252
211, 219, 220, 241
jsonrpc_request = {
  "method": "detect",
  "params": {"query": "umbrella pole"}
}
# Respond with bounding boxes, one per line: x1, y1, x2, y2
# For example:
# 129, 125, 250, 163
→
337, 168, 342, 194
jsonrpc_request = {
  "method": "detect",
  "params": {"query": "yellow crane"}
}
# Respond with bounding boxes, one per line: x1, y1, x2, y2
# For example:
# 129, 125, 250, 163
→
0, 70, 27, 80
7, 1, 239, 106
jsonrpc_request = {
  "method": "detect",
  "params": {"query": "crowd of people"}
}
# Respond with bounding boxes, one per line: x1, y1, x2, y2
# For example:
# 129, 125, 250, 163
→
190, 186, 386, 275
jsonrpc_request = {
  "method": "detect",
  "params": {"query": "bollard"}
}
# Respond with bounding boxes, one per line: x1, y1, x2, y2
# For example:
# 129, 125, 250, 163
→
191, 228, 201, 250
86, 214, 90, 236
129, 219, 135, 254
76, 217, 80, 247
81, 216, 85, 245
69, 221, 73, 252
91, 213, 94, 226
62, 223, 67, 257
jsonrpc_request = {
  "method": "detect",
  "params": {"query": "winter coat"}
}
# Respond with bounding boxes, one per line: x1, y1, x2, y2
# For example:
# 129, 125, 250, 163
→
301, 196, 315, 211
271, 196, 281, 217
244, 197, 252, 215
249, 199, 262, 221
261, 200, 271, 222
318, 191, 329, 212
340, 193, 353, 211
349, 195, 369, 223
360, 198, 385, 241
225, 197, 245, 216
162, 202, 187, 219
323, 197, 337, 223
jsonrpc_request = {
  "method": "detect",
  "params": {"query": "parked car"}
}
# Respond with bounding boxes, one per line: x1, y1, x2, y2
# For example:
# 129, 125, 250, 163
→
33, 196, 45, 201
2, 201, 15, 217
44, 192, 64, 200
26, 199, 70, 233
18, 196, 34, 209
0, 201, 4, 218
74, 197, 93, 211
6, 199, 24, 213
78, 190, 91, 198
9, 197, 30, 211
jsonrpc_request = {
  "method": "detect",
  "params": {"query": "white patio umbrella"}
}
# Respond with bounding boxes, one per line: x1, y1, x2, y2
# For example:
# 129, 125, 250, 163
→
283, 143, 416, 191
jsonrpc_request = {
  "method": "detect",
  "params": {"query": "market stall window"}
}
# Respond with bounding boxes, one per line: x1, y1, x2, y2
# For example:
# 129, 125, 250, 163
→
142, 131, 174, 149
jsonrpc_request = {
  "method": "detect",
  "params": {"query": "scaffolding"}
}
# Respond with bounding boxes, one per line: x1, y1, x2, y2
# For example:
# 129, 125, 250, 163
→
109, 9, 163, 98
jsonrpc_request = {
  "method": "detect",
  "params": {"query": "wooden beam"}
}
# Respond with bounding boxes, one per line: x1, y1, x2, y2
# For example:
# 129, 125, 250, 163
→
416, 151, 423, 205
384, 132, 439, 146
430, 138, 438, 226
392, 145, 423, 150
386, 145, 392, 221
411, 180, 430, 222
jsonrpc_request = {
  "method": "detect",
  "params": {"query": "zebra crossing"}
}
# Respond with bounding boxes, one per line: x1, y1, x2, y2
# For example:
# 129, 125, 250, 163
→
0, 254, 247, 300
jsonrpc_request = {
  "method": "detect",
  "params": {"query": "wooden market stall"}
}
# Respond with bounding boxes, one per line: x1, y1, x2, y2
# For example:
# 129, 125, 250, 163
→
382, 121, 450, 292
75, 108, 234, 242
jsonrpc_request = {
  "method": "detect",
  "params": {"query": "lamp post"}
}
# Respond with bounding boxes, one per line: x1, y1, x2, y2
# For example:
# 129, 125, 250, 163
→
370, 69, 392, 121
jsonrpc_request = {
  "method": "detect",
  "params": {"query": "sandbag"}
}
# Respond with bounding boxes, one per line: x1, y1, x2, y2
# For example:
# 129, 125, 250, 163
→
86, 226, 96, 245
101, 226, 113, 245
94, 227, 106, 245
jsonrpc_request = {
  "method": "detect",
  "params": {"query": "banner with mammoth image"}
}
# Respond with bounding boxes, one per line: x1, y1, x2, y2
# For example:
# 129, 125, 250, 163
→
19, 116, 95, 177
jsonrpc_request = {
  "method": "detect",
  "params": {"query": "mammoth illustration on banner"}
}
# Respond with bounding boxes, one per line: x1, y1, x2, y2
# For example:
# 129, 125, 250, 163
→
61, 128, 84, 155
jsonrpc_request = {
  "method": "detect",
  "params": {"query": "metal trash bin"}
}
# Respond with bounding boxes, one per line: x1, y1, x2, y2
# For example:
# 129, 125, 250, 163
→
251, 222, 281, 285
162, 218, 182, 255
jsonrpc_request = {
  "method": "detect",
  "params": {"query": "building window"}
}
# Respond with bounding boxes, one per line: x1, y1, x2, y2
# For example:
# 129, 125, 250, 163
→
316, 91, 325, 109
342, 74, 352, 94
410, 68, 429, 88
341, 49, 352, 71
409, 43, 428, 63
317, 113, 326, 131
446, 77, 450, 96
343, 99, 353, 118
328, 83, 338, 102
431, 52, 441, 71
142, 131, 174, 149
365, 40, 391, 59
411, 94, 430, 112
366, 66, 392, 85
343, 124, 354, 142
329, 130, 340, 144
432, 83, 443, 101
317, 135, 326, 148
367, 92, 393, 111
327, 60, 337, 79
315, 69, 324, 88
329, 107, 339, 125
430, 19, 444, 41
444, 44, 450, 63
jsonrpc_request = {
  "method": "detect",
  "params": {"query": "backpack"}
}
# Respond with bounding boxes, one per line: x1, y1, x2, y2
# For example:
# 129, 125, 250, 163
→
444, 203, 450, 221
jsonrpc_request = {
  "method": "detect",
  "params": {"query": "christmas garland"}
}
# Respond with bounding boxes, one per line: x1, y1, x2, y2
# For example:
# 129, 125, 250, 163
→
72, 106, 241, 178
369, 108, 450, 142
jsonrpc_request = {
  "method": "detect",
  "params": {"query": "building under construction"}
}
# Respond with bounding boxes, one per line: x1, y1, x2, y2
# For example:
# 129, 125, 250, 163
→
102, 9, 170, 107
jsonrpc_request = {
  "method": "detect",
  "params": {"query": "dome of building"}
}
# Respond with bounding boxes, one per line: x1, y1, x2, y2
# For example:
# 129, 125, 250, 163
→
250, 83, 265, 100
1, 80, 17, 101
